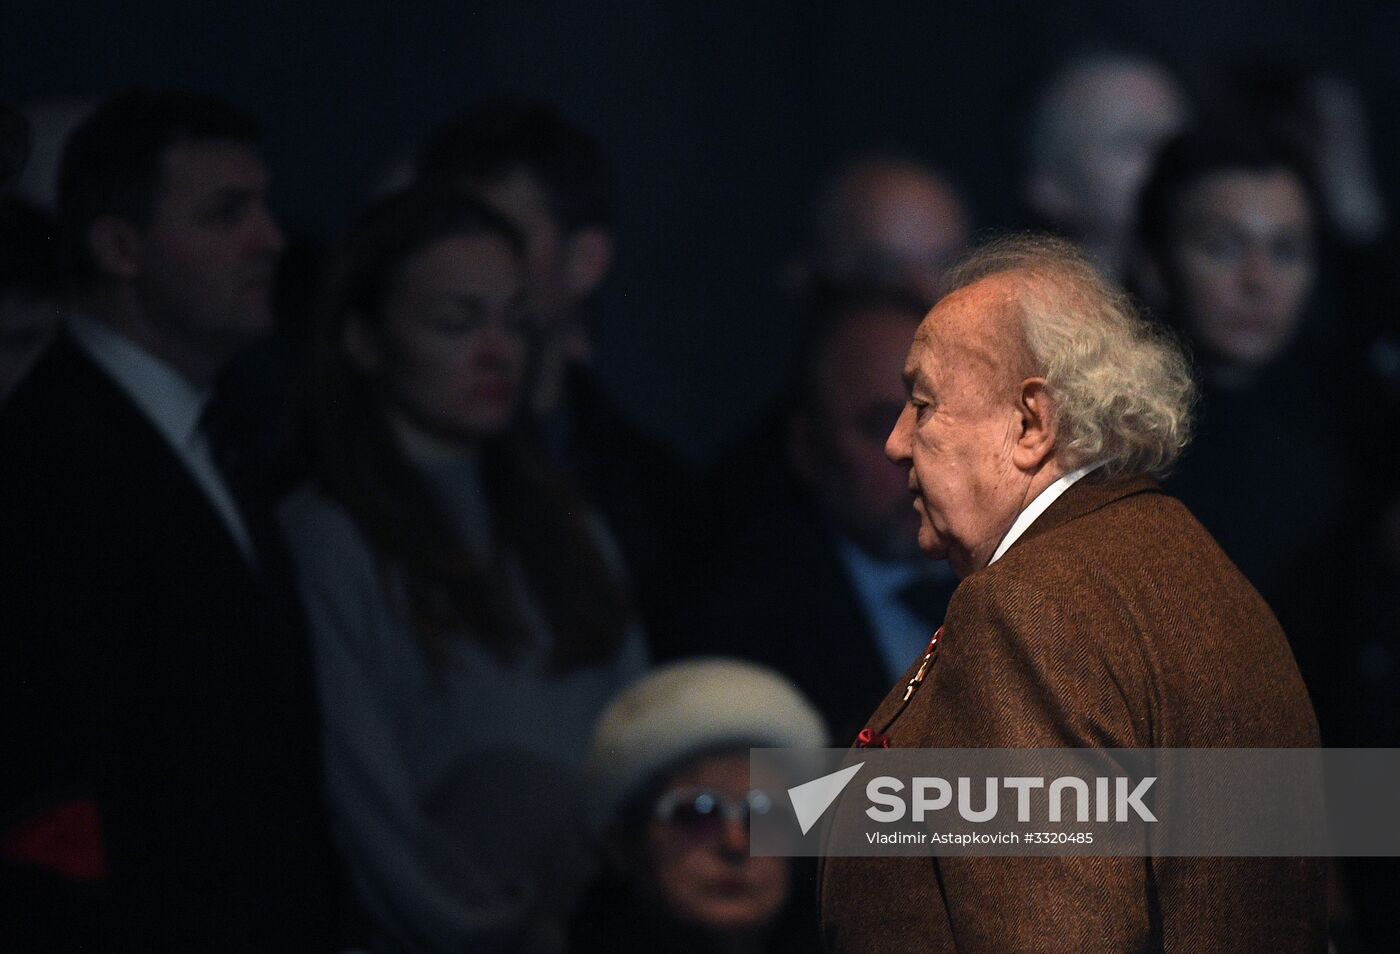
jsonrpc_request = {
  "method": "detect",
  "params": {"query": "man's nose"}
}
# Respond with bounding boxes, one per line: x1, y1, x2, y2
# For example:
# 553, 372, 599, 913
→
717, 817, 749, 859
1239, 247, 1273, 294
885, 404, 913, 464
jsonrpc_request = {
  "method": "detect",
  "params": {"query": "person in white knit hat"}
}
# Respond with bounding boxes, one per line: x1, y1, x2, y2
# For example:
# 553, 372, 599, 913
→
573, 658, 827, 954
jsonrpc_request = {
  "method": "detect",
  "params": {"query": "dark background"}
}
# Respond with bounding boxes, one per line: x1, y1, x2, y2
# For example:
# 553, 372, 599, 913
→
7, 0, 1398, 460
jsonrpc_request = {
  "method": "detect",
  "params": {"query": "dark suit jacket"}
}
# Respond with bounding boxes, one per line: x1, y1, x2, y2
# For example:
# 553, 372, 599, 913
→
0, 335, 338, 951
544, 365, 705, 630
819, 476, 1326, 953
652, 481, 897, 742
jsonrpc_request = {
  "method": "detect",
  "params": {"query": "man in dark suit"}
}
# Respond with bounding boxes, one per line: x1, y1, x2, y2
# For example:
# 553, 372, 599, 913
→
0, 90, 339, 951
818, 235, 1325, 952
1021, 50, 1189, 283
788, 155, 970, 306
658, 287, 956, 739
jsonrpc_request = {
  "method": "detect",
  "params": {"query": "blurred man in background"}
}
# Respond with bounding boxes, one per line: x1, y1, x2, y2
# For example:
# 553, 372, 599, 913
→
710, 155, 972, 545
793, 155, 971, 306
1025, 50, 1189, 281
658, 286, 955, 739
0, 89, 340, 951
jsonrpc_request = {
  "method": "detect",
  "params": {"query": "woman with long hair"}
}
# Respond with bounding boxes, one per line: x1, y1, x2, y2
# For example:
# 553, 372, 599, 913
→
281, 185, 646, 953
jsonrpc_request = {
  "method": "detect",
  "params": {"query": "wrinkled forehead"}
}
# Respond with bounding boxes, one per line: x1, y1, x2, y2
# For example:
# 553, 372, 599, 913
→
905, 277, 1023, 383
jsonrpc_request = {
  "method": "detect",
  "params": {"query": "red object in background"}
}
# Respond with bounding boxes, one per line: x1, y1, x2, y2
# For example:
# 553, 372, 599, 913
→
0, 799, 107, 881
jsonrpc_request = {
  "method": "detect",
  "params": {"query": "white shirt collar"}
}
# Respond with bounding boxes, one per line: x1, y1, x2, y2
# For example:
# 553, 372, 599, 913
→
986, 462, 1102, 567
67, 313, 209, 449
66, 313, 259, 563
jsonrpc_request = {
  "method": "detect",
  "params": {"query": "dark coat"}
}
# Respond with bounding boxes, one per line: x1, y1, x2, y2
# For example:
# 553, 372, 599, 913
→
0, 334, 339, 951
651, 483, 896, 743
819, 476, 1326, 953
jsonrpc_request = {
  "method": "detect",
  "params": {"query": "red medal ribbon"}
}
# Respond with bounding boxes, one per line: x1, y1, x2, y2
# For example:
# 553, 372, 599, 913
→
855, 728, 890, 749
856, 626, 947, 749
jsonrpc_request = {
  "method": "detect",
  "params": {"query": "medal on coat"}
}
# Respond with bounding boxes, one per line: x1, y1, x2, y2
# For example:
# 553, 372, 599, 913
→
856, 625, 944, 748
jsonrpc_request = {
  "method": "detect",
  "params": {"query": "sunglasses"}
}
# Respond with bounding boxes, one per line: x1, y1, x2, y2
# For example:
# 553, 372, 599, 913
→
654, 787, 774, 833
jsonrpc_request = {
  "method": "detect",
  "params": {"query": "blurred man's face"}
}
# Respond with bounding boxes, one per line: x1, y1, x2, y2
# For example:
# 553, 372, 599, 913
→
820, 168, 969, 304
791, 307, 924, 562
134, 140, 284, 352
1048, 65, 1187, 239
884, 277, 1036, 577
1165, 170, 1316, 368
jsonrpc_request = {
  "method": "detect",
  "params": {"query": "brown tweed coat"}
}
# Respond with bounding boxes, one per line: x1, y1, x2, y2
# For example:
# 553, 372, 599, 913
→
818, 475, 1326, 953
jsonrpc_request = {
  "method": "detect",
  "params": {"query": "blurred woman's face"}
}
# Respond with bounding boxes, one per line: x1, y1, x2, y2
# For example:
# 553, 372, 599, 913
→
364, 233, 528, 442
646, 752, 790, 936
1165, 170, 1316, 368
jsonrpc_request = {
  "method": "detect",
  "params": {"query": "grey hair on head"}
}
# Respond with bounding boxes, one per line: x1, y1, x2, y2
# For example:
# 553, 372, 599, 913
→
942, 233, 1196, 479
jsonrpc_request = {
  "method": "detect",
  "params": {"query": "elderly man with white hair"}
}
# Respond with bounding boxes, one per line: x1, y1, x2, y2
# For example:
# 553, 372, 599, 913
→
818, 235, 1325, 953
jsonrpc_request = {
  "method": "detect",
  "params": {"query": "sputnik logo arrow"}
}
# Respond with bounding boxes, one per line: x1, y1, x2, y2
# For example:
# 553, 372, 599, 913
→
788, 762, 865, 835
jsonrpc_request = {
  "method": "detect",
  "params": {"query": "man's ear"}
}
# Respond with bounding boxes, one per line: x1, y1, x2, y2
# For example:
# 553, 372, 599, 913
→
563, 226, 613, 298
341, 312, 382, 375
86, 215, 143, 282
1011, 377, 1057, 471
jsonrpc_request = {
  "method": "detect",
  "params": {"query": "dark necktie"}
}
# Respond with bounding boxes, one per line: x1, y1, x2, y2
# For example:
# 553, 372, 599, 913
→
200, 403, 299, 598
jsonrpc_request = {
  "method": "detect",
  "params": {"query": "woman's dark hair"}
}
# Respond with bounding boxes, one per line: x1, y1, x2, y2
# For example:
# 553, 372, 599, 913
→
1135, 126, 1322, 254
308, 184, 631, 670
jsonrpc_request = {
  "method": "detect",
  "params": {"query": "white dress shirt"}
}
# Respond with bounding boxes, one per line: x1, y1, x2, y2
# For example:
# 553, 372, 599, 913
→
986, 462, 1102, 568
67, 314, 257, 562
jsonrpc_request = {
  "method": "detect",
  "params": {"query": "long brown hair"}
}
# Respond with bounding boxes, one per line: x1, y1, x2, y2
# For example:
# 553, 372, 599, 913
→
306, 185, 631, 671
